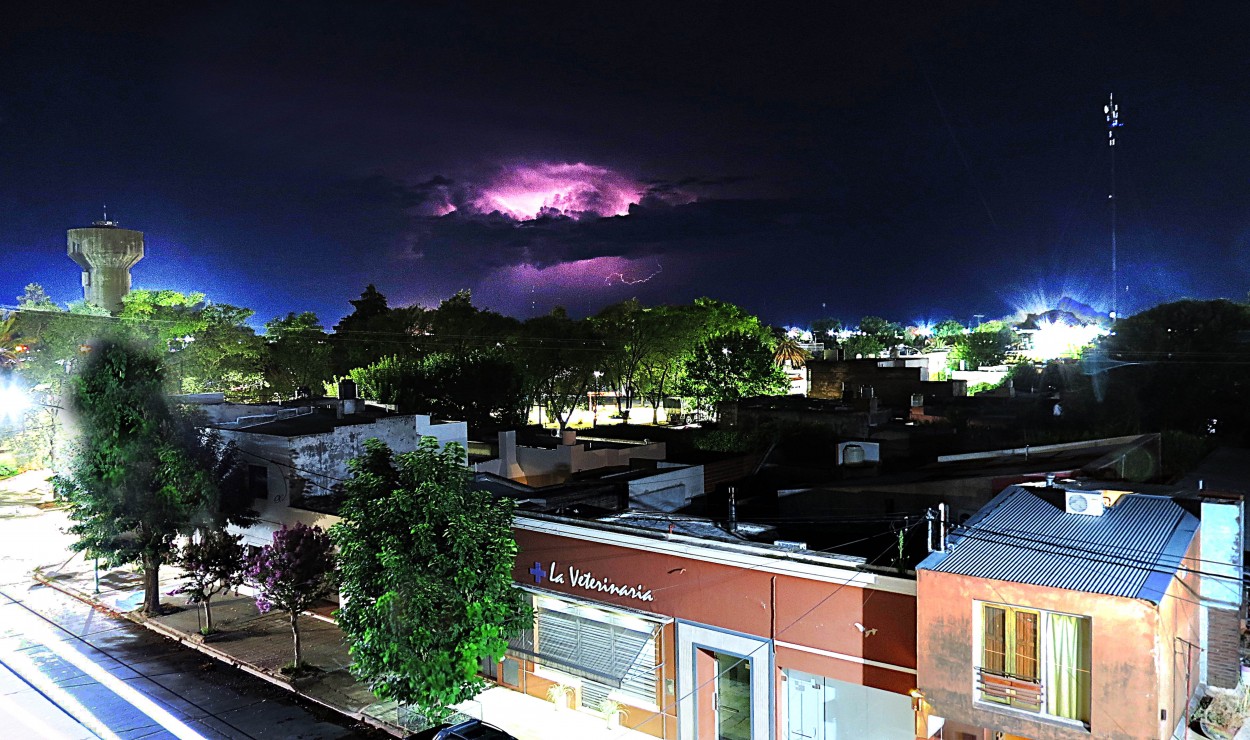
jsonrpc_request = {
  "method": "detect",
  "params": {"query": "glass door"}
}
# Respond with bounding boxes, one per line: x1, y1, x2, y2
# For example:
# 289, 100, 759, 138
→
715, 651, 752, 740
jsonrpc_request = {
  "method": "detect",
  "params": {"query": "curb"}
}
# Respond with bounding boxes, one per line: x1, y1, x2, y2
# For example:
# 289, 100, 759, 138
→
32, 568, 407, 738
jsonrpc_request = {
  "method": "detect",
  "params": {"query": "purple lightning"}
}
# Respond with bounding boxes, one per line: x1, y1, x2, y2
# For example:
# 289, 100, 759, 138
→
605, 262, 663, 286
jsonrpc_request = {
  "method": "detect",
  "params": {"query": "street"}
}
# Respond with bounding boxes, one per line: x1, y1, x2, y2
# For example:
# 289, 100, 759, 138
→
0, 478, 387, 739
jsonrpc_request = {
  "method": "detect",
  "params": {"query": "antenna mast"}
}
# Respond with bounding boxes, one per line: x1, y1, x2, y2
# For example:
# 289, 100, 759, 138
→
1105, 93, 1123, 320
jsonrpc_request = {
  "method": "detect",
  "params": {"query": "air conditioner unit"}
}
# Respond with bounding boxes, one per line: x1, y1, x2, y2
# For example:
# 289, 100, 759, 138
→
1065, 491, 1105, 517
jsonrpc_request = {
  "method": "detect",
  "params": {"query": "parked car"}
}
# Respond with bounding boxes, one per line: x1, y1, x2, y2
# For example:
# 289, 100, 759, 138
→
410, 719, 518, 740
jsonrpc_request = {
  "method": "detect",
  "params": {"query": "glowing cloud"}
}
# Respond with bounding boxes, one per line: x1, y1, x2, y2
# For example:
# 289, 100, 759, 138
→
471, 162, 644, 221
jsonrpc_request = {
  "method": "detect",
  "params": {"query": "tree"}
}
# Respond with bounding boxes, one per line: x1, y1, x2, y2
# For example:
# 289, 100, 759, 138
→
331, 285, 426, 374
949, 321, 1016, 370
932, 319, 966, 339
592, 299, 651, 414
53, 341, 220, 615
117, 290, 263, 397
516, 309, 606, 429
678, 331, 788, 417
426, 289, 519, 356
263, 312, 333, 401
857, 316, 905, 351
635, 305, 702, 414
176, 530, 245, 634
332, 438, 530, 722
810, 317, 841, 341
350, 351, 525, 428
1096, 299, 1250, 438
18, 283, 58, 311
840, 333, 884, 359
245, 523, 337, 671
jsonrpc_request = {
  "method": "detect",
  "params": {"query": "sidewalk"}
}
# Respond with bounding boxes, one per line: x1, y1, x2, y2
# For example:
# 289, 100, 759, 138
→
35, 555, 655, 740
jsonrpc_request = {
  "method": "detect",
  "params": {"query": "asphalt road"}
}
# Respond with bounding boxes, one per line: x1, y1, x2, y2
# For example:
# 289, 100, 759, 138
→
0, 482, 388, 740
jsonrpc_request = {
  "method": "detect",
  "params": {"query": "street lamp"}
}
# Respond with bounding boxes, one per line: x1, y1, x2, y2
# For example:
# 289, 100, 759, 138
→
592, 371, 603, 427
0, 377, 31, 423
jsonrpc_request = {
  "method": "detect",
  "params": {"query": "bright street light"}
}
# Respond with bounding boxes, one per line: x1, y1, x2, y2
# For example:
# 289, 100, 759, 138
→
0, 378, 31, 423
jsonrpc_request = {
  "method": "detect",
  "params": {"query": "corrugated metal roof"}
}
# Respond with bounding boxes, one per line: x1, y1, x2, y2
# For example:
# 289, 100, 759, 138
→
919, 486, 1198, 603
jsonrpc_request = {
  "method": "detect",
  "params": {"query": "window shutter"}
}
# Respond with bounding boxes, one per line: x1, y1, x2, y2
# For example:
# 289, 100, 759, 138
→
982, 605, 1006, 674
1014, 611, 1039, 680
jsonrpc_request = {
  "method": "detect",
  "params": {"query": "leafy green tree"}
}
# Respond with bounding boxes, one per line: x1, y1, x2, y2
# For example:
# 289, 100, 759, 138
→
18, 283, 58, 311
53, 341, 221, 615
245, 523, 337, 670
350, 351, 525, 428
933, 319, 966, 338
332, 438, 530, 723
117, 290, 263, 397
263, 312, 333, 402
592, 299, 651, 414
840, 333, 884, 359
636, 304, 702, 413
949, 321, 1017, 370
331, 285, 428, 374
678, 331, 788, 417
176, 530, 245, 634
516, 309, 606, 429
426, 289, 519, 356
857, 316, 905, 350
810, 317, 841, 341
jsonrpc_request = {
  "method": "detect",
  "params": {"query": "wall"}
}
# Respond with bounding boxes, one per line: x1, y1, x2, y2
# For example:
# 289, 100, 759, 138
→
476, 430, 666, 486
628, 465, 704, 511
1156, 534, 1203, 739
916, 569, 1170, 740
511, 520, 918, 738
1199, 497, 1244, 689
288, 414, 467, 497
229, 499, 342, 549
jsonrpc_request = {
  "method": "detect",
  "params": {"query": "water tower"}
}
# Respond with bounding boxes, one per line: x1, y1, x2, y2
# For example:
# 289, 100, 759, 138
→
67, 215, 144, 314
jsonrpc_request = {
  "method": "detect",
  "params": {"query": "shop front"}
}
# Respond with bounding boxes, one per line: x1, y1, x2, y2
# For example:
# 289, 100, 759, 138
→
503, 514, 920, 739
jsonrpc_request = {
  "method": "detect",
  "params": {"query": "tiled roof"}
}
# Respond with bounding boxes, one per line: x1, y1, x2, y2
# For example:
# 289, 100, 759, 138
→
918, 485, 1198, 603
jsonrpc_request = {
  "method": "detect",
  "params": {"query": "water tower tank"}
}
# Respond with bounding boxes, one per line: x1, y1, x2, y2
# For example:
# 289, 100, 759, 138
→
67, 220, 144, 314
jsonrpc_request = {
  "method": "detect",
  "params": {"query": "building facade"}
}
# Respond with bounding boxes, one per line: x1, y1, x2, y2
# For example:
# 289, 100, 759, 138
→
496, 514, 921, 739
915, 484, 1214, 740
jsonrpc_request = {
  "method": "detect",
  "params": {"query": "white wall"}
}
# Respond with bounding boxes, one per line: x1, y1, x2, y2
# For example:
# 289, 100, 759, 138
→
628, 465, 704, 511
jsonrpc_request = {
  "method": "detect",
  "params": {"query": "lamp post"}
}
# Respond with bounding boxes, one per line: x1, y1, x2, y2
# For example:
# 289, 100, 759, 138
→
592, 371, 603, 427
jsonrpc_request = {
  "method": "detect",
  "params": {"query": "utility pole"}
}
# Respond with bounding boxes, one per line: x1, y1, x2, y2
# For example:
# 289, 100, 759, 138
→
1105, 93, 1123, 321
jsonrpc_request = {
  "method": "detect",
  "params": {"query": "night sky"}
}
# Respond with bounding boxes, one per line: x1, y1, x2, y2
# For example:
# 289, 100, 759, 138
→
4, 2, 1249, 329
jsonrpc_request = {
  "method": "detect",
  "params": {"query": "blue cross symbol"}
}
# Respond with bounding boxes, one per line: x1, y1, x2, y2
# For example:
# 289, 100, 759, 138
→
528, 562, 547, 584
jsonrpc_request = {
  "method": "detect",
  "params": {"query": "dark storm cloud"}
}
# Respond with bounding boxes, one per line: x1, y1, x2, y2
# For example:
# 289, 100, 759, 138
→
405, 194, 839, 271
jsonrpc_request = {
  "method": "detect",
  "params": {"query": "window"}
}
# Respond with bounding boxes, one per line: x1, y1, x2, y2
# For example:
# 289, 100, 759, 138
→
508, 595, 661, 709
977, 602, 1091, 724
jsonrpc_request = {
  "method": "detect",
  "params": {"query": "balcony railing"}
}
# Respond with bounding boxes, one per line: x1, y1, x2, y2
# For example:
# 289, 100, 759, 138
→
976, 666, 1042, 712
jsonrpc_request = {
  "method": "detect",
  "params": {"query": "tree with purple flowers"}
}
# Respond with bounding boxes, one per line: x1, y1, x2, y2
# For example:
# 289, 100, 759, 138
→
176, 530, 245, 634
246, 522, 336, 671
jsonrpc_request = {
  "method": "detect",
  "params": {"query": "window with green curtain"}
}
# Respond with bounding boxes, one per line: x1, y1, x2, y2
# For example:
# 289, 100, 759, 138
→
1046, 613, 1091, 722
979, 603, 1090, 722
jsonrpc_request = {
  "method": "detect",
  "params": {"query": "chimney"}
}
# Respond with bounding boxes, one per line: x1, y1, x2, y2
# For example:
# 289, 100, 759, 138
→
337, 378, 358, 400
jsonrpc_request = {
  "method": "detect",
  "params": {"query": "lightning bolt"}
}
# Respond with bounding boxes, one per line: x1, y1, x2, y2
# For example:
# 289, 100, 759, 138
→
605, 262, 663, 286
